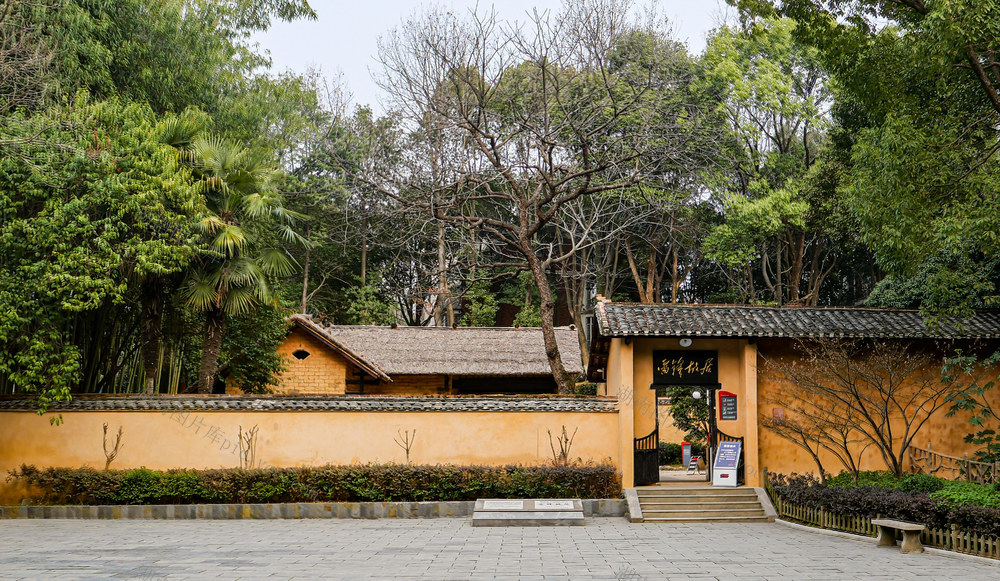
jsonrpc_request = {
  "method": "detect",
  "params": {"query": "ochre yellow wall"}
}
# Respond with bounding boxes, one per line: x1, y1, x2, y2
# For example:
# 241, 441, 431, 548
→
755, 339, 1000, 479
0, 409, 620, 503
656, 403, 689, 444
605, 334, 999, 487
606, 338, 635, 487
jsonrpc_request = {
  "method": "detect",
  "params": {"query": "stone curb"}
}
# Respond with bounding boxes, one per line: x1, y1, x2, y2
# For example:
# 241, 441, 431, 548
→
0, 499, 625, 520
775, 518, 1000, 567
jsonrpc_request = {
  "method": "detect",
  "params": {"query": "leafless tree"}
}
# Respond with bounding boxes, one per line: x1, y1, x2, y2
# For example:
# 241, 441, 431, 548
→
762, 339, 971, 478
0, 0, 53, 115
394, 428, 417, 465
373, 0, 713, 391
239, 424, 260, 469
102, 423, 124, 471
761, 393, 870, 483
554, 192, 659, 360
548, 425, 578, 467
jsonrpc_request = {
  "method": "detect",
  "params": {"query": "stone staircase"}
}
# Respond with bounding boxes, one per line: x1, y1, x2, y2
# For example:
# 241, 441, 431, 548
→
627, 486, 775, 523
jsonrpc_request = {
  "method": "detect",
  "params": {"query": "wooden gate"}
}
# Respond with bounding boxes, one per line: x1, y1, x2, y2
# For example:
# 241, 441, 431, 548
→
634, 425, 660, 486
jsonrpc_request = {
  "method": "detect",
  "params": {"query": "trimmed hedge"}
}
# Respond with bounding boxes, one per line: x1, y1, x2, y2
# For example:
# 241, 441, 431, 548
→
11, 463, 621, 505
770, 473, 1000, 536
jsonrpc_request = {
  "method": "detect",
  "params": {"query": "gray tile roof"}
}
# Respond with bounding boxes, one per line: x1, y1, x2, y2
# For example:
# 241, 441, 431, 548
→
0, 395, 616, 413
290, 315, 585, 377
595, 303, 1000, 339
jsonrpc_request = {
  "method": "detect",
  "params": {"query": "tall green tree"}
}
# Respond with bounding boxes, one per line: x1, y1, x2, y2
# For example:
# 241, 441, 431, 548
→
730, 0, 1000, 312
182, 136, 307, 393
700, 17, 861, 306
0, 96, 200, 407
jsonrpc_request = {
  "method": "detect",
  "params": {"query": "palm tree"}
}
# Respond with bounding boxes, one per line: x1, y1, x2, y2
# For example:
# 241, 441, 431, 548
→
184, 136, 306, 393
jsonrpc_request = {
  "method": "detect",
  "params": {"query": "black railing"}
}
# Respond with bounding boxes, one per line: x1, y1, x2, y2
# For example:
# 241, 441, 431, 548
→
715, 429, 745, 486
634, 427, 659, 486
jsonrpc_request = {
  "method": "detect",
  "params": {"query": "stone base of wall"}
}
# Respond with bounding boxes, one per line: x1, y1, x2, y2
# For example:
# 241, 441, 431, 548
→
0, 499, 626, 520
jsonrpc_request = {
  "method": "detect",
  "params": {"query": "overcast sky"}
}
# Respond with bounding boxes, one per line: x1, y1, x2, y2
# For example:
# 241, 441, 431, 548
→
252, 0, 734, 112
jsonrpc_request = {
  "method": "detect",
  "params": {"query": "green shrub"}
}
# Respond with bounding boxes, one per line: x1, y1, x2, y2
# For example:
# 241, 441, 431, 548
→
11, 463, 622, 505
658, 443, 681, 465
769, 473, 1000, 536
899, 474, 945, 494
825, 470, 901, 489
930, 481, 1000, 509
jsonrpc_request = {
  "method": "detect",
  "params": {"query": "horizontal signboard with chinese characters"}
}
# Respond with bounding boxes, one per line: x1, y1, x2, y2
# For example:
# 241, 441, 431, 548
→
653, 350, 719, 385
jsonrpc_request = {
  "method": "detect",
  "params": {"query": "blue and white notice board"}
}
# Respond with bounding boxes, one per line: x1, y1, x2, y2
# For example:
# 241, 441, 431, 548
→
712, 441, 742, 486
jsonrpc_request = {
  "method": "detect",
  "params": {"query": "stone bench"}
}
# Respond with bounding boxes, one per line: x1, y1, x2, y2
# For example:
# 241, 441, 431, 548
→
871, 518, 925, 554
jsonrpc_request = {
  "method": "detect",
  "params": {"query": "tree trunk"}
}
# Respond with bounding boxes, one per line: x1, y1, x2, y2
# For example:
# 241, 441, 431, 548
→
139, 282, 163, 395
560, 261, 589, 365
195, 308, 226, 394
435, 221, 453, 326
300, 240, 311, 314
775, 237, 783, 306
360, 214, 368, 287
525, 251, 572, 394
787, 231, 805, 303
670, 245, 680, 303
624, 239, 653, 304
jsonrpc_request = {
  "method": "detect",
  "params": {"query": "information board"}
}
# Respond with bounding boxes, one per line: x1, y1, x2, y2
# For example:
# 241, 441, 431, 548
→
719, 392, 737, 421
713, 441, 742, 469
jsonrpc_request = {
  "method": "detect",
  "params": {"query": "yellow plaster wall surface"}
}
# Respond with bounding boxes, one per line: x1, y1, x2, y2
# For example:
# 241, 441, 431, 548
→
0, 409, 621, 503
607, 339, 635, 488
656, 404, 689, 444
755, 339, 1000, 479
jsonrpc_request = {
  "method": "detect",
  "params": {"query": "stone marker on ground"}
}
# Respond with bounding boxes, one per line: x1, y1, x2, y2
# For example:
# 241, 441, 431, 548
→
472, 498, 585, 526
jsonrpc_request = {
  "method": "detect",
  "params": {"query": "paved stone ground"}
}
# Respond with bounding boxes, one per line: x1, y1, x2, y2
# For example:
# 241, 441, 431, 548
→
1, 518, 997, 580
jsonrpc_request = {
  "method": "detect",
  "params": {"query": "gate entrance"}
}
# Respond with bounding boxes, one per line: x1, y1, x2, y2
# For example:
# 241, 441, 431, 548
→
634, 379, 746, 487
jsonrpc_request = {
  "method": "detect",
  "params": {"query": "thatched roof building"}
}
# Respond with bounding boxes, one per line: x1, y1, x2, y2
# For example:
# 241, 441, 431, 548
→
269, 315, 584, 396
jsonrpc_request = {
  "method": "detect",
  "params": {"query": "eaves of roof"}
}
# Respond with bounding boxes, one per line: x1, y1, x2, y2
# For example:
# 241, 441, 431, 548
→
594, 303, 1000, 340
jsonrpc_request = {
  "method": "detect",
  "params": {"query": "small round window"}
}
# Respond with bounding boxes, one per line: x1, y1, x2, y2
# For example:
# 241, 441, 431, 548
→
292, 349, 311, 360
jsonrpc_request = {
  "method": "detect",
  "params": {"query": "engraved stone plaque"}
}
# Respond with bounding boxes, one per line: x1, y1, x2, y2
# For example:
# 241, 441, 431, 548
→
482, 500, 524, 510
535, 500, 575, 510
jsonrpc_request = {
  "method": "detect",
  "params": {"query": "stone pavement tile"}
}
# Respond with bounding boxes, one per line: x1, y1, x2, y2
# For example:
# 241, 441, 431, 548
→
1, 519, 998, 580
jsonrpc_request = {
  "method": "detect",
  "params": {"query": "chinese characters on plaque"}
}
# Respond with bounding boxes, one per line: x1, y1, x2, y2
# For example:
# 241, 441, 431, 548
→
653, 350, 719, 385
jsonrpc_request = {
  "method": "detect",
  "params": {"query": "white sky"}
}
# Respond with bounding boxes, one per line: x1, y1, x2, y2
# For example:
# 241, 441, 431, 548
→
251, 0, 733, 112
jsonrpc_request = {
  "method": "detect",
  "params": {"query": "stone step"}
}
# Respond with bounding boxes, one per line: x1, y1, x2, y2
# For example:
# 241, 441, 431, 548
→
635, 486, 755, 495
641, 515, 773, 523
637, 492, 759, 501
637, 486, 751, 492
639, 501, 763, 511
642, 508, 765, 518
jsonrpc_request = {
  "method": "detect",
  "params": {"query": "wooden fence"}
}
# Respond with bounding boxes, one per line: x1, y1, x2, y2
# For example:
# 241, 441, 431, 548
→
908, 444, 998, 485
763, 472, 1000, 560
